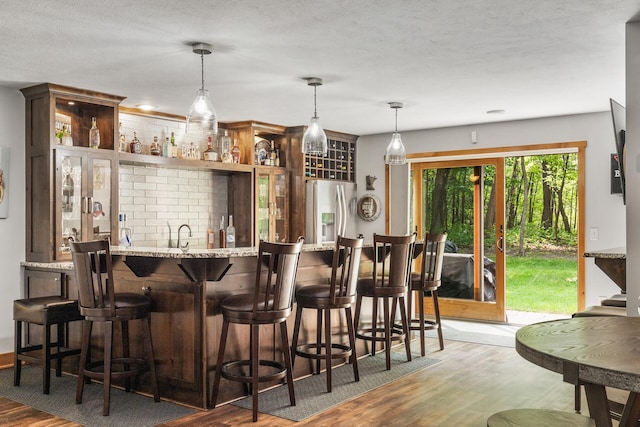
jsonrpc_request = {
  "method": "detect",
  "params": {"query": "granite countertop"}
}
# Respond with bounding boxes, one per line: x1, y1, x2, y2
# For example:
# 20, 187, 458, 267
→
582, 246, 626, 259
22, 243, 337, 269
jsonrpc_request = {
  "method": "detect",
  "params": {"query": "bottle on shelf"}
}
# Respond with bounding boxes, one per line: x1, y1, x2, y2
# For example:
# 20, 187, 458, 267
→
162, 137, 170, 157
150, 136, 161, 156
130, 132, 142, 154
231, 140, 241, 164
118, 122, 127, 152
219, 216, 226, 248
226, 215, 236, 248
89, 116, 100, 149
62, 172, 74, 214
61, 125, 73, 147
207, 215, 214, 249
203, 136, 217, 161
220, 130, 233, 163
170, 132, 178, 158
269, 140, 276, 166
275, 148, 280, 167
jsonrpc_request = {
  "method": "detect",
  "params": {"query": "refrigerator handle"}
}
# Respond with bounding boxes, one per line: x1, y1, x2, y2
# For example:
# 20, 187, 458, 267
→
337, 184, 346, 237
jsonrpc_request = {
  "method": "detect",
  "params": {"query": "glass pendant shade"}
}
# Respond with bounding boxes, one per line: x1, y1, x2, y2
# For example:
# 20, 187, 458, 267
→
385, 132, 406, 165
302, 115, 328, 154
385, 102, 407, 165
302, 77, 328, 155
186, 88, 217, 136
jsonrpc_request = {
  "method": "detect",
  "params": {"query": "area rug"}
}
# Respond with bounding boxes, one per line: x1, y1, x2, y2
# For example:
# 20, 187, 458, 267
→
231, 351, 440, 421
0, 367, 196, 427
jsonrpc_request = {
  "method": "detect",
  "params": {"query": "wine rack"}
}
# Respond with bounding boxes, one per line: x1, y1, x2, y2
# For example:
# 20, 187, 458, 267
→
304, 137, 356, 182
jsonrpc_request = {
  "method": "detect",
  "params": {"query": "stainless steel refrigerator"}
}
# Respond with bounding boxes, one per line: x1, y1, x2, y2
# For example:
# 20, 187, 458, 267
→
305, 181, 358, 245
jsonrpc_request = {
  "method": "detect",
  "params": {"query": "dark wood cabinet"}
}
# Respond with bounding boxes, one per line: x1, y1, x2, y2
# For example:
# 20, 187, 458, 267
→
21, 83, 124, 262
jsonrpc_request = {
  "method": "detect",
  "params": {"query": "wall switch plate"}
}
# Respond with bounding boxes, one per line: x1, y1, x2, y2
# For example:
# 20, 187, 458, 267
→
471, 131, 478, 144
590, 227, 599, 240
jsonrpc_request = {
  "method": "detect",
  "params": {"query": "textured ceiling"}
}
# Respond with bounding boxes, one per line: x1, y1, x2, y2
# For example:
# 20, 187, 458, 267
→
2, 0, 640, 136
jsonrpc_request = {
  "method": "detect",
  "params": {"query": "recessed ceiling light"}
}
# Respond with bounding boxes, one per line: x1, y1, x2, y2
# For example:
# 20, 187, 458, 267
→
486, 109, 505, 115
136, 104, 156, 111
67, 101, 75, 105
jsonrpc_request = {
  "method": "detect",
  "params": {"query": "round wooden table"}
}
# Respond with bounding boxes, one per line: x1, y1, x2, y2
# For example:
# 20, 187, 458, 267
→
516, 316, 640, 427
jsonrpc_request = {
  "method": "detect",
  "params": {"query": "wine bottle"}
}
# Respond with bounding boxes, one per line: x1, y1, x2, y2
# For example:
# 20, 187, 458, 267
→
204, 136, 217, 161
62, 173, 74, 213
219, 216, 226, 248
89, 117, 100, 149
226, 215, 236, 248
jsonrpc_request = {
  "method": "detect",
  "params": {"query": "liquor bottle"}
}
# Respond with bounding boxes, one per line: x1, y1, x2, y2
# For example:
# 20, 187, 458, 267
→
270, 140, 276, 166
219, 130, 231, 159
130, 132, 142, 154
226, 215, 236, 248
231, 140, 241, 164
170, 132, 178, 158
118, 122, 126, 152
89, 117, 100, 149
219, 216, 226, 248
162, 137, 170, 157
207, 216, 214, 249
150, 136, 161, 155
61, 125, 73, 147
203, 136, 217, 161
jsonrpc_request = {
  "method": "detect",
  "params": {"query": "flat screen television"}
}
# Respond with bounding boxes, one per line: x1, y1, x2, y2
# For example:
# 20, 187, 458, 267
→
610, 98, 626, 204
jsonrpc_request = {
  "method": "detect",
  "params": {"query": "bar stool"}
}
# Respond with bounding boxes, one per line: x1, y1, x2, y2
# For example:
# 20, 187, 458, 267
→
13, 295, 83, 394
211, 238, 304, 422
354, 233, 416, 370
407, 232, 447, 355
291, 235, 364, 392
487, 408, 595, 426
71, 239, 159, 416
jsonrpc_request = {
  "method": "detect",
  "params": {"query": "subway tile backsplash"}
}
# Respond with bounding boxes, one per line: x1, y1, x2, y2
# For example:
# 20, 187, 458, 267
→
118, 113, 228, 248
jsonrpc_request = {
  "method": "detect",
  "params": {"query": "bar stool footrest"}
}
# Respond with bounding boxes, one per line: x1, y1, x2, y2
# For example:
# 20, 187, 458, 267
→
82, 357, 148, 381
295, 343, 352, 361
356, 327, 406, 343
221, 359, 288, 384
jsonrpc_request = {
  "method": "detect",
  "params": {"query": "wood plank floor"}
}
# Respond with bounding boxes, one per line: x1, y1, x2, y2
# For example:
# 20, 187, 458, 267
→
0, 337, 604, 427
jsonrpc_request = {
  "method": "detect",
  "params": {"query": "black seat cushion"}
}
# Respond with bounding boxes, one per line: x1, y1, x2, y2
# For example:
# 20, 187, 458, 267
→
14, 296, 82, 325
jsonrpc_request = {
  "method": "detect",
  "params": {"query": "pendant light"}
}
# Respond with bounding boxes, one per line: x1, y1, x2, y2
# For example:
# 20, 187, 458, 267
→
186, 43, 217, 137
302, 77, 328, 155
385, 102, 407, 165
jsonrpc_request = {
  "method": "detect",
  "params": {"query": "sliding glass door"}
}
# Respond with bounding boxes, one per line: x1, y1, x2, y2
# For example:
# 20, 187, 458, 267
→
411, 158, 506, 321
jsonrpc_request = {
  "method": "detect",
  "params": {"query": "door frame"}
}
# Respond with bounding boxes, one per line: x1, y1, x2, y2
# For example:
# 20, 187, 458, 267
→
386, 141, 587, 322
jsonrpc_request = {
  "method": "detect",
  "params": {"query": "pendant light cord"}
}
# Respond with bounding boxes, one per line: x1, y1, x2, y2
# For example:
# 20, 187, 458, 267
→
313, 84, 318, 118
200, 52, 205, 91
395, 107, 398, 133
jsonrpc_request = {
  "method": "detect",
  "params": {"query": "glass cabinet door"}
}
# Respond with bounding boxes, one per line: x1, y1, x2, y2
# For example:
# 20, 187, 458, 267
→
57, 152, 83, 256
87, 157, 113, 241
273, 172, 287, 243
257, 172, 271, 242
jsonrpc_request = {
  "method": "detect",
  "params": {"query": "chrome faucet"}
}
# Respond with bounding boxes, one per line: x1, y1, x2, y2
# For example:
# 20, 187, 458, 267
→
177, 224, 192, 251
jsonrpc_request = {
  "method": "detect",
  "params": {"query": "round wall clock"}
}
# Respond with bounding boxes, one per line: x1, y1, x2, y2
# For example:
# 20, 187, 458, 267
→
357, 194, 381, 221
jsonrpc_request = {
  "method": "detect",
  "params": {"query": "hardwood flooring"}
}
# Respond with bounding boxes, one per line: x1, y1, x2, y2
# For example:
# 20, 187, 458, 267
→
0, 337, 600, 427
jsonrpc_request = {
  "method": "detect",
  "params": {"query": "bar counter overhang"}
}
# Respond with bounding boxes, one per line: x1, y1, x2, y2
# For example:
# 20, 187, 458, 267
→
22, 244, 373, 409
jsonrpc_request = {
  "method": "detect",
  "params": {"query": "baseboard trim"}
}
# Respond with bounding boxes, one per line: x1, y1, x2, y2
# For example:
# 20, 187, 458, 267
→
0, 352, 13, 369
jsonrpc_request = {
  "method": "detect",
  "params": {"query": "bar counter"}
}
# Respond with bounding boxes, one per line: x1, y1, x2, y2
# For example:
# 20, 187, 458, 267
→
583, 247, 626, 292
22, 244, 368, 409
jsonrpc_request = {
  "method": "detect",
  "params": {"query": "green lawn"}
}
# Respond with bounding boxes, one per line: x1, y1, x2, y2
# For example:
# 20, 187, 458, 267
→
506, 255, 578, 314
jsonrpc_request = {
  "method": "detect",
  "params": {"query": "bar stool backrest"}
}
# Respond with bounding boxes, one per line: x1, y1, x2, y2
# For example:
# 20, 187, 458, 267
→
330, 235, 364, 303
372, 233, 417, 288
71, 239, 116, 318
254, 237, 304, 318
419, 232, 447, 288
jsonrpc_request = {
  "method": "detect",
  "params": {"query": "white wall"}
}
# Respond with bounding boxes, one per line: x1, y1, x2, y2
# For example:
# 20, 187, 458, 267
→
625, 20, 640, 316
0, 87, 26, 352
355, 112, 626, 307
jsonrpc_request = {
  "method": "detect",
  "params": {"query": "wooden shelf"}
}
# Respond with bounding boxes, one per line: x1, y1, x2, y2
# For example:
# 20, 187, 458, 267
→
304, 137, 356, 181
118, 152, 253, 174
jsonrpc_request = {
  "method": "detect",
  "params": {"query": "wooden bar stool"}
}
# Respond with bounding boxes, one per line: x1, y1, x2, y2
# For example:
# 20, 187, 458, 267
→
291, 235, 364, 392
407, 232, 447, 354
71, 240, 159, 416
354, 233, 416, 370
211, 238, 304, 422
13, 296, 83, 394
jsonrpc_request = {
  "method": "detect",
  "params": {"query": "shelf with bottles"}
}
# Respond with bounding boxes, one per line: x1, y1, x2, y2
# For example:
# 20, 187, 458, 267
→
118, 151, 254, 173
304, 137, 356, 181
51, 93, 120, 151
224, 121, 287, 168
